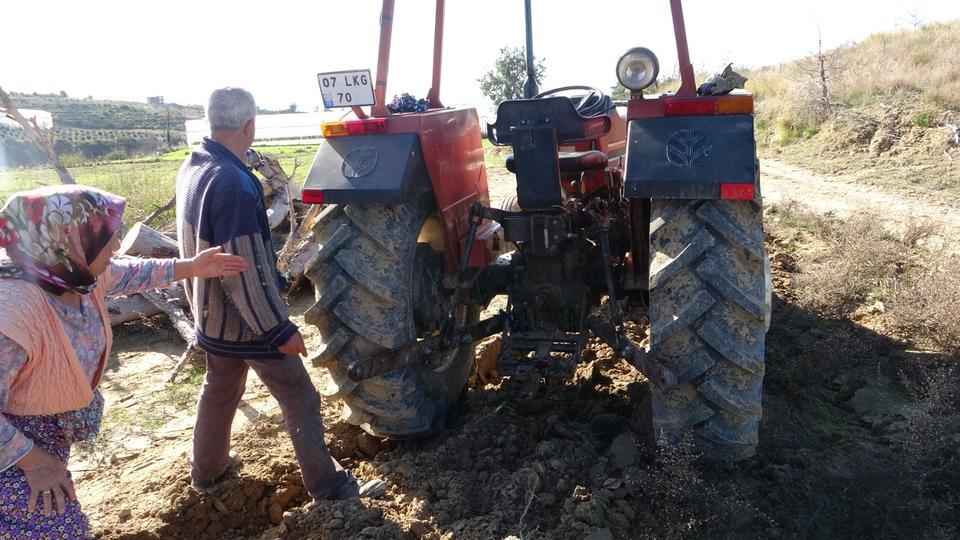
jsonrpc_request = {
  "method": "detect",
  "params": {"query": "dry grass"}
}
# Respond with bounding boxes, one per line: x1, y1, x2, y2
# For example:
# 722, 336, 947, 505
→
750, 20, 960, 128
766, 202, 908, 316
890, 255, 960, 358
833, 21, 960, 110
893, 362, 960, 533
749, 19, 960, 200
765, 201, 959, 358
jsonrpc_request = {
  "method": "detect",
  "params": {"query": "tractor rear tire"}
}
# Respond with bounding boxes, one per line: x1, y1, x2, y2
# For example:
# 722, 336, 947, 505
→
303, 194, 478, 438
647, 189, 767, 460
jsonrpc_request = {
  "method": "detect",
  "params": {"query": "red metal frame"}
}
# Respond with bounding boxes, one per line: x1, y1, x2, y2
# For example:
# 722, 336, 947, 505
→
386, 110, 492, 271
371, 0, 447, 116
670, 0, 697, 97
361, 0, 490, 270
371, 0, 396, 118
425, 0, 445, 109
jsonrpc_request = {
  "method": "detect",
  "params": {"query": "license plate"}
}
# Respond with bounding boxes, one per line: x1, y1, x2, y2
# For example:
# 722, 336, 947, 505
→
317, 69, 375, 108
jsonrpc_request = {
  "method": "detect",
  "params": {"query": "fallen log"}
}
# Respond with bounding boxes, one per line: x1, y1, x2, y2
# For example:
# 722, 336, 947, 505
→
277, 203, 323, 288
267, 186, 292, 230
114, 224, 200, 378
119, 222, 179, 258
140, 290, 196, 346
107, 287, 188, 326
140, 289, 202, 383
248, 150, 302, 230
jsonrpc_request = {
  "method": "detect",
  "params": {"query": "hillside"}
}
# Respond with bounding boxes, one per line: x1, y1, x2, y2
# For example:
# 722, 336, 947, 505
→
7, 92, 203, 130
747, 20, 960, 202
1, 93, 203, 167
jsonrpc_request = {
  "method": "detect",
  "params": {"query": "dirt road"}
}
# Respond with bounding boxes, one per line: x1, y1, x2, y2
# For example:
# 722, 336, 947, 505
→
761, 158, 960, 251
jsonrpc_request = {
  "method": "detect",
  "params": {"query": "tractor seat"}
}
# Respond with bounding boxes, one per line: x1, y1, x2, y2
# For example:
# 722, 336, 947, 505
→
505, 150, 608, 174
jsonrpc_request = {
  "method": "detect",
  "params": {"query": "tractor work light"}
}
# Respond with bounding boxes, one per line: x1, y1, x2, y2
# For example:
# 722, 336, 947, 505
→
616, 47, 660, 92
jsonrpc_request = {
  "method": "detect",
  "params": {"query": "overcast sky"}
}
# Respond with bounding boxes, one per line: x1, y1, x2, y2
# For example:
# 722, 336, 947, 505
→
3, 0, 959, 113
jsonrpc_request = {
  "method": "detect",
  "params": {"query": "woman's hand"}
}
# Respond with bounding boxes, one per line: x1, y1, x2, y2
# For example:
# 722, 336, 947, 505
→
174, 247, 248, 280
16, 446, 76, 517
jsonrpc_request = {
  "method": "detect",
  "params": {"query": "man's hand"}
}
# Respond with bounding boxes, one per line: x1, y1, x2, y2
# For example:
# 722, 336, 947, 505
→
16, 446, 76, 517
174, 246, 248, 280
278, 330, 308, 357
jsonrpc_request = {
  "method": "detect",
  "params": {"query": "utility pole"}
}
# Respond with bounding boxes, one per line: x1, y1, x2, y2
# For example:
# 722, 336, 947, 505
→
166, 104, 171, 148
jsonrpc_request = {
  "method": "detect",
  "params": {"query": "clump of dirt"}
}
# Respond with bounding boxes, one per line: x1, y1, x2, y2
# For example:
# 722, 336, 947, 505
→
83, 423, 313, 540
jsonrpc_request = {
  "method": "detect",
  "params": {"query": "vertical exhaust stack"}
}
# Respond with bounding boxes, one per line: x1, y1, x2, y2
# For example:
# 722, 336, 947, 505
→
522, 0, 539, 99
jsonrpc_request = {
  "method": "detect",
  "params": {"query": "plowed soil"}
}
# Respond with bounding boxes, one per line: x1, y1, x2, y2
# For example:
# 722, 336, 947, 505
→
71, 162, 959, 539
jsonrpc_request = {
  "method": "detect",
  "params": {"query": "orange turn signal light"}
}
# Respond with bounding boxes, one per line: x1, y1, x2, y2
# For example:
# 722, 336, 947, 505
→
321, 118, 389, 138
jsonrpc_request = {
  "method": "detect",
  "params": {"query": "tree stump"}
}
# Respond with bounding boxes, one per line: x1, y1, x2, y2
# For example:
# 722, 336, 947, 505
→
119, 222, 179, 258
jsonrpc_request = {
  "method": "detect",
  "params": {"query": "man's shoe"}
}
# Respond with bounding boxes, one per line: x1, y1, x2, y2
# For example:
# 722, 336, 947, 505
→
191, 450, 241, 491
358, 479, 387, 499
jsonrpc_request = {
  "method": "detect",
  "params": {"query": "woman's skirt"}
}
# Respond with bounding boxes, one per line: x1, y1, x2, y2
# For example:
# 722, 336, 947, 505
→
0, 413, 88, 539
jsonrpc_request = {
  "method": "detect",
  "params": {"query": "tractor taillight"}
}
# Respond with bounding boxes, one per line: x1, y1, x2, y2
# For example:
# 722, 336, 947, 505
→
720, 183, 754, 200
301, 189, 325, 205
664, 99, 716, 116
663, 94, 754, 117
321, 118, 389, 137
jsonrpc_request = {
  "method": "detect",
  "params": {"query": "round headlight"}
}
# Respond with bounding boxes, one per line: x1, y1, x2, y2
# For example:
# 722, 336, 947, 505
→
616, 47, 660, 92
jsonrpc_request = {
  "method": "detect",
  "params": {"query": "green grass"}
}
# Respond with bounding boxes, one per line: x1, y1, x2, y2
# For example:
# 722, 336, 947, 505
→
0, 144, 320, 231
0, 160, 182, 229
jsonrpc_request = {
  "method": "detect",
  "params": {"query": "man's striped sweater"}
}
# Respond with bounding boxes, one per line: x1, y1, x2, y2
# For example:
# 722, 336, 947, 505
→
175, 137, 296, 359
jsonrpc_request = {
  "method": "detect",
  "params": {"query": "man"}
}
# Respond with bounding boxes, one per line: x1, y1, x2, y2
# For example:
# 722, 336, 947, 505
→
175, 87, 356, 500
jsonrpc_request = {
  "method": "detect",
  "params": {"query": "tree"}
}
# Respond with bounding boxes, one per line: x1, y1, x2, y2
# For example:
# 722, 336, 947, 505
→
793, 28, 844, 121
287, 103, 298, 113
611, 84, 629, 101
0, 86, 75, 184
478, 46, 546, 107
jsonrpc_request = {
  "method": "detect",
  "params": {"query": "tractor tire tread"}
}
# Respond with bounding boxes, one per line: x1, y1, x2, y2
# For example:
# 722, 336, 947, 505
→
303, 195, 477, 439
648, 194, 767, 460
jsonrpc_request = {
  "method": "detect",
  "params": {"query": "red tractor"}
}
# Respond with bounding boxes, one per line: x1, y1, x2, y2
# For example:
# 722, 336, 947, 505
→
301, 0, 769, 460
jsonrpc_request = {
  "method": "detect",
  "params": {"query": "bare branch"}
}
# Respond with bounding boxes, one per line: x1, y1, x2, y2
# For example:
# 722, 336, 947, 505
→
288, 157, 300, 183
142, 196, 177, 228
0, 86, 76, 184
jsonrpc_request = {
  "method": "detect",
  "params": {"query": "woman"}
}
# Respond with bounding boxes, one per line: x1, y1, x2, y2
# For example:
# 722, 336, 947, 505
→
0, 185, 247, 538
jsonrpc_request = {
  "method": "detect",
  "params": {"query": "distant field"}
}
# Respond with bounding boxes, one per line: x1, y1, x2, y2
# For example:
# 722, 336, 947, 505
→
0, 145, 319, 231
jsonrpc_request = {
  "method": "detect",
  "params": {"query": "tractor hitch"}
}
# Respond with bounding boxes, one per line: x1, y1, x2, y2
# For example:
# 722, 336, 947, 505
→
347, 312, 509, 382
346, 309, 676, 392
586, 315, 677, 391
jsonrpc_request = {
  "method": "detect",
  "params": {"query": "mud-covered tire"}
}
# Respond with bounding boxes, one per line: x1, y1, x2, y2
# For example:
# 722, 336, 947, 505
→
303, 194, 478, 438
647, 189, 767, 460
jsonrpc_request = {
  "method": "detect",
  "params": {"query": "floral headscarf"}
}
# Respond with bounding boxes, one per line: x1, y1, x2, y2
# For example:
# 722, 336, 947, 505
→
0, 185, 126, 295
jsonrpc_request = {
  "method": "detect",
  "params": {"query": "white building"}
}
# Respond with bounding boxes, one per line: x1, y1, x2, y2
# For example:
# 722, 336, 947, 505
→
186, 112, 347, 146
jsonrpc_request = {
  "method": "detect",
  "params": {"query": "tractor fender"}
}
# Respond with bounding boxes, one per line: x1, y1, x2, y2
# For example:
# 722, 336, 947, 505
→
302, 133, 432, 205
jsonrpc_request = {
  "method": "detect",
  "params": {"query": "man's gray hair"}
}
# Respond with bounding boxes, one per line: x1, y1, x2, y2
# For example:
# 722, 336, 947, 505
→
206, 87, 256, 130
